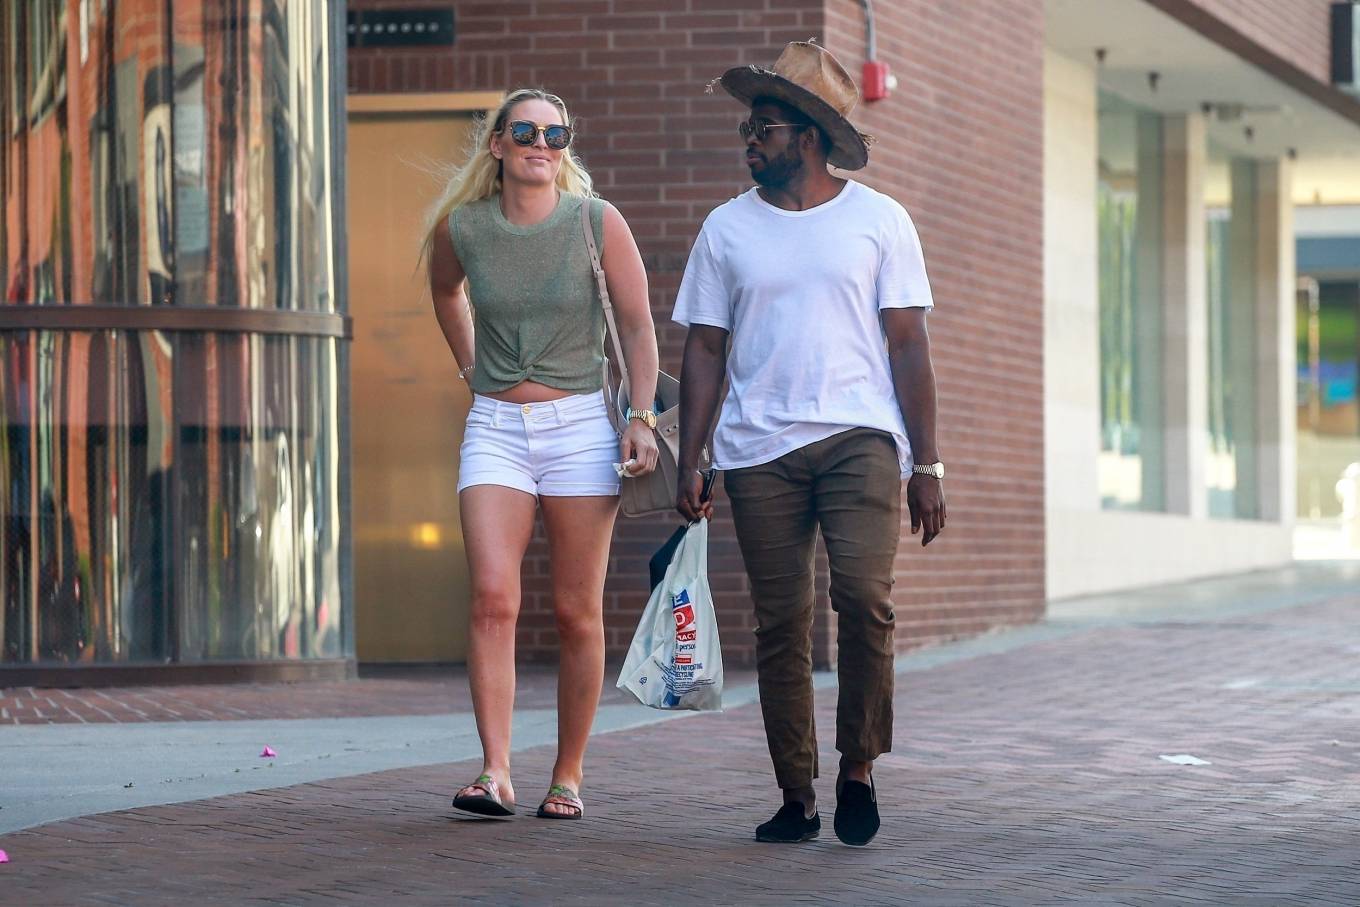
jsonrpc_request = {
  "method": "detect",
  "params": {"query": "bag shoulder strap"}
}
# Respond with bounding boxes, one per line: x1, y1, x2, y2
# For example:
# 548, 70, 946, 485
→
581, 198, 630, 391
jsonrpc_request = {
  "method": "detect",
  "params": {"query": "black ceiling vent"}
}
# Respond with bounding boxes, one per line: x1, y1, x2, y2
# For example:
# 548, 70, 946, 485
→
1335, 2, 1360, 93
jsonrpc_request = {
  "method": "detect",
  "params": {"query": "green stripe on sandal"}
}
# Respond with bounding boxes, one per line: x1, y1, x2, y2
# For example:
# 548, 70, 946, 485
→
536, 784, 584, 820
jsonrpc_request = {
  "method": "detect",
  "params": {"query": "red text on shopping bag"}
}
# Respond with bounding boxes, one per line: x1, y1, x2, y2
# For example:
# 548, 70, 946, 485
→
672, 588, 696, 632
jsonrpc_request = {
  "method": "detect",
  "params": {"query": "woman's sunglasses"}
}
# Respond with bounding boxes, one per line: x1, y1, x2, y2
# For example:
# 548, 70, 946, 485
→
505, 120, 573, 150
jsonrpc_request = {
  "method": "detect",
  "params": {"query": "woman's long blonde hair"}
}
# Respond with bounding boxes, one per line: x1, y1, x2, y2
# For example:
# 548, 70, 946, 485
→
421, 88, 595, 267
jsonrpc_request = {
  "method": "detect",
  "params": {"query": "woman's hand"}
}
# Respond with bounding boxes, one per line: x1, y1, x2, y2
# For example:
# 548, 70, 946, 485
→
620, 419, 660, 477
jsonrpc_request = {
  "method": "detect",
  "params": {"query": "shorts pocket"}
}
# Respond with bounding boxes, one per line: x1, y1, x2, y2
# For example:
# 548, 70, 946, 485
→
560, 402, 612, 432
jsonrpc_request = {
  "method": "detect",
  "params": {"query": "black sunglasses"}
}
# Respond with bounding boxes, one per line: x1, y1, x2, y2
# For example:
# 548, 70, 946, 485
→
505, 120, 573, 150
738, 119, 808, 143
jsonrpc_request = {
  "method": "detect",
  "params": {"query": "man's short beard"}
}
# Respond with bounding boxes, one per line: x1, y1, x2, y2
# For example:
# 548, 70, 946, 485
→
752, 138, 804, 188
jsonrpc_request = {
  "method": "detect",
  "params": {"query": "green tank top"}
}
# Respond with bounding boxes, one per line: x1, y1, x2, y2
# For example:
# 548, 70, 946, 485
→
449, 192, 607, 395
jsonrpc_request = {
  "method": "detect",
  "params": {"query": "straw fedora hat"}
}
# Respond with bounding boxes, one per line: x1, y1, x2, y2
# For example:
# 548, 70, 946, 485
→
716, 41, 871, 171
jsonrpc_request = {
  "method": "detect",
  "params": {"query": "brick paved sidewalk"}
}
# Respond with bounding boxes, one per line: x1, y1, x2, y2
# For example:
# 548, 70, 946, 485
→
2, 583, 1358, 905
0, 665, 653, 725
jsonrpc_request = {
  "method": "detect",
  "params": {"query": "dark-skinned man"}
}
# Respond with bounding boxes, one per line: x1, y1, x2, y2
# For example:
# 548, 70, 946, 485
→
673, 42, 946, 847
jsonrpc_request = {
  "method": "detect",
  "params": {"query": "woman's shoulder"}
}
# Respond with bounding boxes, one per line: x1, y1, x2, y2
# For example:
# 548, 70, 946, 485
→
568, 193, 609, 217
448, 195, 497, 245
578, 195, 609, 248
560, 193, 609, 242
455, 194, 498, 220
449, 195, 489, 223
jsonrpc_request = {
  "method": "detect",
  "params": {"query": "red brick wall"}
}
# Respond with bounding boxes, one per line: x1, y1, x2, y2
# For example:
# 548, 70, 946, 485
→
347, 0, 1047, 667
1177, 0, 1336, 84
822, 0, 1048, 645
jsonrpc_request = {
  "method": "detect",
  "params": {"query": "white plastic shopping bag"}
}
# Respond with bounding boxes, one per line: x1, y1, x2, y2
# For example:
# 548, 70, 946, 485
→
616, 518, 723, 711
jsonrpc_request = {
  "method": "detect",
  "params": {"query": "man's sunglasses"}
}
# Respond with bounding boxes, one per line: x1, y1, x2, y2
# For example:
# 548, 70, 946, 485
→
738, 119, 808, 143
505, 120, 573, 150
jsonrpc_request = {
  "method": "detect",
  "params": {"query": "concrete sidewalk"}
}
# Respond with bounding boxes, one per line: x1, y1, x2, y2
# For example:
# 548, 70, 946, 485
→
1, 562, 1358, 905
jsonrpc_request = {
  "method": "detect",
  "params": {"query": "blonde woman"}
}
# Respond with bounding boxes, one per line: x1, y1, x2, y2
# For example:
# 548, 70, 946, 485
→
426, 89, 660, 820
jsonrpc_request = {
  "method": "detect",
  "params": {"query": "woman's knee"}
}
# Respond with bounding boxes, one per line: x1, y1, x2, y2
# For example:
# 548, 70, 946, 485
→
470, 585, 520, 629
553, 599, 604, 643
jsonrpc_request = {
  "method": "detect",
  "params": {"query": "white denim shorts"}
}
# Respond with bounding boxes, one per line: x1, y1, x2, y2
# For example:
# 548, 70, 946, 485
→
457, 392, 622, 497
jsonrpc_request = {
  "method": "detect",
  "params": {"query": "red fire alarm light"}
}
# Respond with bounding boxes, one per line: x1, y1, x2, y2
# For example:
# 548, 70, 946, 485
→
862, 60, 891, 102
857, 0, 891, 101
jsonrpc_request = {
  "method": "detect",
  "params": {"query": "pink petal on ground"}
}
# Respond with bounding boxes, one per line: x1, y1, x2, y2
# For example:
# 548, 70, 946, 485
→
0, 849, 9, 863
260, 746, 277, 758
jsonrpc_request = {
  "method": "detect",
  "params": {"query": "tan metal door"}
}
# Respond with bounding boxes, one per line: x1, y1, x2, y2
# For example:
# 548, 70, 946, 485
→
346, 98, 490, 662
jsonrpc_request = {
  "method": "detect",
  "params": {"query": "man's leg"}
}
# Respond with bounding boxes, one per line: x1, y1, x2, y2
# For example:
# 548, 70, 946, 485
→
724, 451, 820, 808
811, 429, 901, 789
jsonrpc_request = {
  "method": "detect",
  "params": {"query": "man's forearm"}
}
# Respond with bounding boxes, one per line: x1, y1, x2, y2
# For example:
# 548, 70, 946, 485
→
678, 331, 727, 471
889, 340, 940, 463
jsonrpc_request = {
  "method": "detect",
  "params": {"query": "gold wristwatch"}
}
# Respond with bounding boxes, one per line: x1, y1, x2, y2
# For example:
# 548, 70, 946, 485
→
626, 407, 657, 429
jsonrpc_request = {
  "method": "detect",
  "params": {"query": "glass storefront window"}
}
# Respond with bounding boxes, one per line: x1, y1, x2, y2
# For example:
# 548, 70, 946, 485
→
1205, 146, 1260, 519
1097, 91, 1164, 512
1297, 278, 1360, 520
1, 0, 337, 312
0, 331, 343, 665
2, 1, 347, 672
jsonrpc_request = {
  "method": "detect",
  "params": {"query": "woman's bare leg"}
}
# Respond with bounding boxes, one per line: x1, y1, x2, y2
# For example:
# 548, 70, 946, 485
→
456, 484, 538, 805
537, 494, 619, 814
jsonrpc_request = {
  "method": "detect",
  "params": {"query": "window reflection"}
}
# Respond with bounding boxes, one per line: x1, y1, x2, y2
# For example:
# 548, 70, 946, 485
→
1205, 145, 1259, 518
1097, 91, 1165, 512
1, 0, 336, 311
1, 0, 345, 669
0, 331, 342, 665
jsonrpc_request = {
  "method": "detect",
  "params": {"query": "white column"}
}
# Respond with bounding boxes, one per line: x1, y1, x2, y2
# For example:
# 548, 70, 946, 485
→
1160, 113, 1208, 517
1254, 157, 1296, 523
1229, 160, 1261, 518
1042, 49, 1101, 516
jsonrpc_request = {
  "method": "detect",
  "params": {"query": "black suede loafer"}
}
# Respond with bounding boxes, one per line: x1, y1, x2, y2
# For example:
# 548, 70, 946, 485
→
833, 776, 880, 846
755, 802, 821, 843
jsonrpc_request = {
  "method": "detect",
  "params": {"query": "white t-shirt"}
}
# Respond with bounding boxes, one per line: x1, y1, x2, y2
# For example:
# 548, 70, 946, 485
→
672, 180, 934, 474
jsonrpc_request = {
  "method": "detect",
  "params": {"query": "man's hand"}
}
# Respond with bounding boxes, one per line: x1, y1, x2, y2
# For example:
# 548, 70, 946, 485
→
676, 469, 714, 523
907, 475, 946, 546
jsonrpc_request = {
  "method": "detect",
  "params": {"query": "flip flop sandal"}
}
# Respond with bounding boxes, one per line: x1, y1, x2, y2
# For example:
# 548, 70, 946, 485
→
535, 784, 585, 820
452, 774, 516, 817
